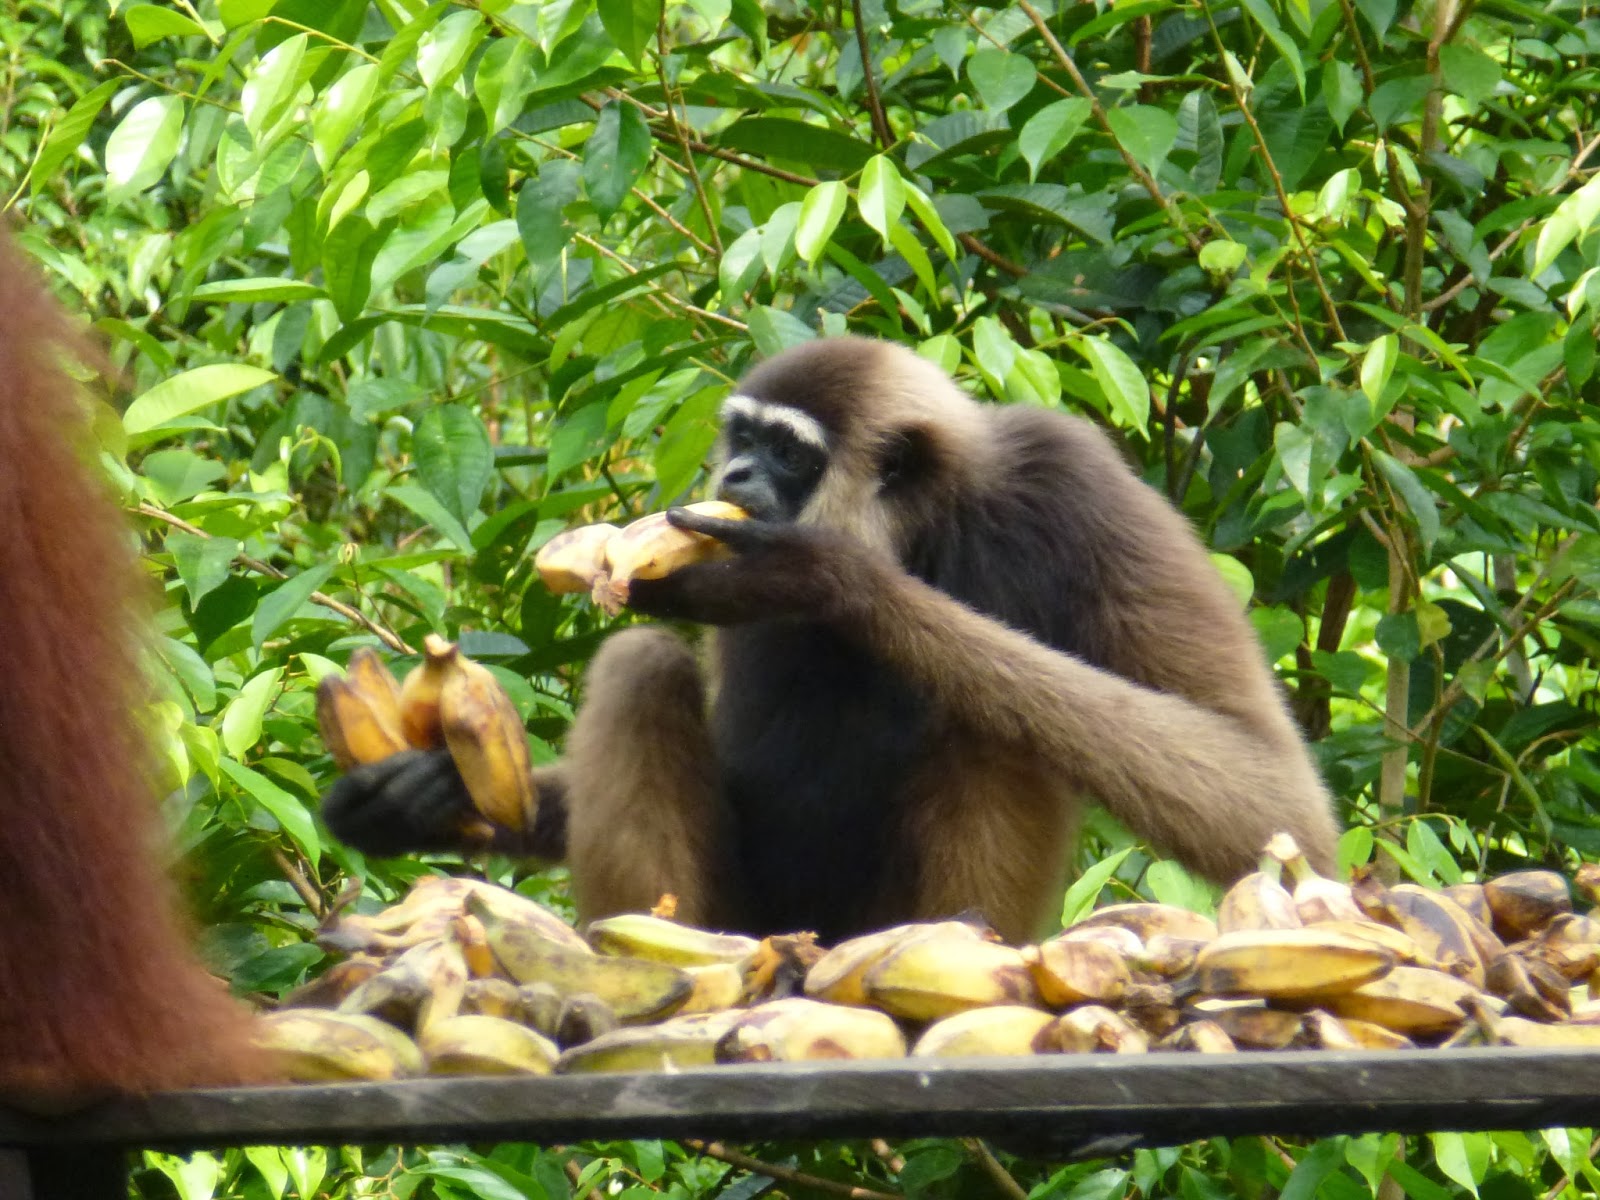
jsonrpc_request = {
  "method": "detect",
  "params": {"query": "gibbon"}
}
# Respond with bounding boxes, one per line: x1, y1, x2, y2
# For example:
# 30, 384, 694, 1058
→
325, 337, 1338, 944
0, 230, 260, 1100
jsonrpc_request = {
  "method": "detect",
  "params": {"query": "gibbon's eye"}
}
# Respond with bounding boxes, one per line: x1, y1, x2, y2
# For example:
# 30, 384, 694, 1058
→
772, 435, 807, 471
878, 430, 928, 490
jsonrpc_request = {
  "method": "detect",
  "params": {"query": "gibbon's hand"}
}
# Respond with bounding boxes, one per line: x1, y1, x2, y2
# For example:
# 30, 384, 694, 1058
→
322, 749, 490, 856
624, 508, 869, 626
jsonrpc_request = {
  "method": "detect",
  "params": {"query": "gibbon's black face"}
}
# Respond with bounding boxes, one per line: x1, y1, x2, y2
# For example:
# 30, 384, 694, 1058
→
712, 394, 831, 522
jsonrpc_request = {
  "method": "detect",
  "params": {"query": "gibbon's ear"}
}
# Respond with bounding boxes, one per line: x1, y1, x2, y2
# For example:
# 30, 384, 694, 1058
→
877, 424, 941, 493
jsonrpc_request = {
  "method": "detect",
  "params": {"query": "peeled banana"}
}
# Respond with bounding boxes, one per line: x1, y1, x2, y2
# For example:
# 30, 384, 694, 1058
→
256, 1009, 423, 1083
420, 1014, 560, 1075
535, 502, 749, 611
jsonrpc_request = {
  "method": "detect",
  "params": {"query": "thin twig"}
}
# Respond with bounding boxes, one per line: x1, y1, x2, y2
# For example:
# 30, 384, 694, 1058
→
270, 845, 325, 917
963, 1140, 1028, 1200
134, 504, 411, 653
1018, 0, 1204, 257
570, 233, 748, 330
683, 1141, 901, 1200
852, 0, 894, 148
653, 15, 723, 255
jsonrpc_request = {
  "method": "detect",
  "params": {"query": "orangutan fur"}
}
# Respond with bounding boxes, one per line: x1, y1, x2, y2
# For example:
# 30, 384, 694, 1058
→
0, 229, 262, 1100
326, 337, 1338, 945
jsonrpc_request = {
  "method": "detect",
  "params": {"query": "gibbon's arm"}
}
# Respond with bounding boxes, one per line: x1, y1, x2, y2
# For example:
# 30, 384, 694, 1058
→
322, 750, 570, 861
640, 508, 1339, 885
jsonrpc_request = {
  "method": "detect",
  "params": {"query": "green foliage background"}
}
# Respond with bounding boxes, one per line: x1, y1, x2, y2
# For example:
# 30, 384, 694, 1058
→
5, 0, 1600, 1193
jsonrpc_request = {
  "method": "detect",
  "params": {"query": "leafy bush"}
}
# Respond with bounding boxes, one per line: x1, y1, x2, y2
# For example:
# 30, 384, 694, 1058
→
5, 0, 1600, 1194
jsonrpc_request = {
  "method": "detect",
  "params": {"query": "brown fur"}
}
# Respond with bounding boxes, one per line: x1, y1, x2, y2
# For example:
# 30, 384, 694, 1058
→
0, 230, 262, 1100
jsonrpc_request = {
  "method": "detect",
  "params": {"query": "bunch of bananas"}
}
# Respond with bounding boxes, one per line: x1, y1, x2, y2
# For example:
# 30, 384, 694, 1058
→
534, 500, 747, 614
258, 835, 1600, 1081
316, 637, 534, 834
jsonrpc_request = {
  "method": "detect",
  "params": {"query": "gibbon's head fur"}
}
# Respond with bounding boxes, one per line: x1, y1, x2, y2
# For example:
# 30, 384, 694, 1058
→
713, 337, 998, 556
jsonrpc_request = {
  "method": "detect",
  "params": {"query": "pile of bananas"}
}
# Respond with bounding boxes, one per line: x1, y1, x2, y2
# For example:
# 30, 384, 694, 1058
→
255, 833, 1600, 1082
316, 638, 533, 834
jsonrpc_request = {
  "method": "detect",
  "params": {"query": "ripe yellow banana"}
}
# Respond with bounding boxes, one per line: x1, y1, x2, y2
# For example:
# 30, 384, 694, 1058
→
912, 1006, 1056, 1057
1191, 1002, 1302, 1049
1485, 953, 1569, 1022
804, 921, 979, 1007
1193, 928, 1396, 1000
1321, 965, 1480, 1035
1134, 934, 1208, 978
557, 1012, 744, 1073
1024, 936, 1130, 1007
347, 646, 404, 716
718, 998, 907, 1062
587, 913, 761, 968
316, 675, 409, 770
1073, 903, 1217, 944
420, 1014, 560, 1075
461, 977, 524, 1020
679, 963, 747, 1014
337, 937, 469, 1038
1374, 884, 1497, 986
1266, 832, 1364, 924
1156, 1019, 1236, 1053
1484, 869, 1571, 941
469, 893, 692, 1022
535, 523, 620, 595
1442, 883, 1493, 928
398, 634, 457, 749
863, 933, 1037, 1021
1048, 1006, 1148, 1054
556, 993, 620, 1046
1059, 924, 1146, 957
1494, 1016, 1600, 1048
1216, 870, 1301, 933
463, 882, 593, 953
255, 1009, 423, 1083
430, 640, 536, 832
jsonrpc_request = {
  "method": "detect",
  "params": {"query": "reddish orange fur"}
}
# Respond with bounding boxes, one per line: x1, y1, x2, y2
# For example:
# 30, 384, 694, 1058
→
0, 230, 262, 1099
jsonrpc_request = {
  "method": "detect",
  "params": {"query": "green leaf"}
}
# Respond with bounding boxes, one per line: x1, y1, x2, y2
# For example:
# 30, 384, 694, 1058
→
169, 531, 241, 607
34, 79, 120, 193
1199, 240, 1247, 273
1360, 334, 1398, 407
1211, 554, 1255, 607
1440, 45, 1502, 110
717, 118, 876, 173
104, 95, 185, 196
1372, 449, 1441, 555
902, 181, 959, 262
1280, 1140, 1344, 1200
597, 0, 661, 66
312, 63, 379, 168
1533, 172, 1600, 275
221, 668, 283, 759
967, 48, 1036, 112
413, 405, 494, 523
1075, 336, 1150, 432
123, 365, 277, 435
124, 4, 208, 47
857, 155, 906, 244
220, 758, 322, 863
1144, 860, 1216, 914
1019, 97, 1092, 181
1060, 846, 1135, 925
474, 36, 539, 135
1105, 105, 1178, 174
191, 278, 326, 304
387, 483, 476, 552
416, 10, 485, 88
241, 33, 307, 140
251, 563, 335, 650
1323, 60, 1362, 133
748, 306, 817, 356
583, 102, 652, 220
1238, 0, 1306, 97
795, 180, 849, 264
517, 159, 581, 269
1375, 611, 1421, 662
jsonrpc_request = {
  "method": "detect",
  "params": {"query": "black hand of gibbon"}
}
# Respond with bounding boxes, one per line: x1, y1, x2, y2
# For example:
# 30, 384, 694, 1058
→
623, 508, 863, 625
321, 750, 569, 860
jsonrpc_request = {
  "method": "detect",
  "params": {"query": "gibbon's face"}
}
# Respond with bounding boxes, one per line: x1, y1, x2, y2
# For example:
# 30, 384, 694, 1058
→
712, 394, 831, 522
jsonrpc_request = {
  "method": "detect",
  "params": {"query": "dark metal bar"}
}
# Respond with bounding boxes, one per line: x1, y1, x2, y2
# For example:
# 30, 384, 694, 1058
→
2, 1049, 1599, 1164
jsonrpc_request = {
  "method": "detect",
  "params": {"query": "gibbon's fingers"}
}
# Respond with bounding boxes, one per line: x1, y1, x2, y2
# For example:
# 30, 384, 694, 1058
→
664, 506, 772, 551
840, 562, 1341, 883
323, 749, 477, 856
